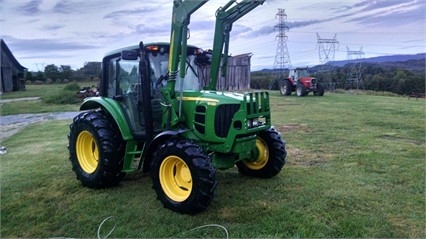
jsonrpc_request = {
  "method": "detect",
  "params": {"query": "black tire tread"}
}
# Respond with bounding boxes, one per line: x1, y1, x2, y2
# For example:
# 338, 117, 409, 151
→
151, 139, 217, 214
68, 111, 125, 189
236, 128, 286, 178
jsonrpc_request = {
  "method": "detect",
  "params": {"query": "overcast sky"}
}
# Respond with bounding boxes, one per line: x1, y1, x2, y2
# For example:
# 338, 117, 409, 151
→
1, 0, 425, 72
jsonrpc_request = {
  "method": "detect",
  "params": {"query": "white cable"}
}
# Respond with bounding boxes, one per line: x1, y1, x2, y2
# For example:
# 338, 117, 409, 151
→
188, 224, 229, 239
97, 216, 116, 239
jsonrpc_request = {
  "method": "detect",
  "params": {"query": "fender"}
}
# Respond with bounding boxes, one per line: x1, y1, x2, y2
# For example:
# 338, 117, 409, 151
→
142, 129, 188, 173
79, 97, 133, 141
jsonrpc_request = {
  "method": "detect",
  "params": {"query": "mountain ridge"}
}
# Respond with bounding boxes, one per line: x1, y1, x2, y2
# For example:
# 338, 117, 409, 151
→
257, 53, 425, 72
330, 53, 426, 67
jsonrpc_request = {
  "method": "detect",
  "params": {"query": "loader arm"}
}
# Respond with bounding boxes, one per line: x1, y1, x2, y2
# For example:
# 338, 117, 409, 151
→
159, 0, 207, 127
167, 0, 208, 98
205, 0, 265, 91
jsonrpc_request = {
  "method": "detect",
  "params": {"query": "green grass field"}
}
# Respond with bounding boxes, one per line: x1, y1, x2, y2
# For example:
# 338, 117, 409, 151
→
0, 83, 94, 115
1, 92, 425, 238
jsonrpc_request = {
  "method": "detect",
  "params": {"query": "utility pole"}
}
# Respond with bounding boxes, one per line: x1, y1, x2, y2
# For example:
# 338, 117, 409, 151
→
270, 8, 291, 89
316, 33, 339, 91
345, 46, 364, 90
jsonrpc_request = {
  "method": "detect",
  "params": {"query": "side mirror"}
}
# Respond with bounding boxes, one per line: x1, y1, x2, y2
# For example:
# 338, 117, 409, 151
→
121, 50, 139, 60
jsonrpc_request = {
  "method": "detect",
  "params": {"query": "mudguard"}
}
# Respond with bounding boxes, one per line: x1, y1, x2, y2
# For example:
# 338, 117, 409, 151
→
142, 129, 188, 173
79, 97, 133, 140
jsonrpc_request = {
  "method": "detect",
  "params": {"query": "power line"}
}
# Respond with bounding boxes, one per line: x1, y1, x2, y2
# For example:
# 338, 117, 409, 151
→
345, 46, 365, 90
273, 8, 291, 78
316, 33, 339, 91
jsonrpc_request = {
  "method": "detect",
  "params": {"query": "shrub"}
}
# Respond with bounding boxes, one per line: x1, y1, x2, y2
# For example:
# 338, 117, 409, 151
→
34, 80, 43, 85
63, 83, 81, 91
43, 90, 80, 104
25, 80, 32, 85
46, 78, 53, 84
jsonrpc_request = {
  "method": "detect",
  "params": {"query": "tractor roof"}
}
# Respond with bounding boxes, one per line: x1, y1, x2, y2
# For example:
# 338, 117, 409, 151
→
104, 42, 199, 58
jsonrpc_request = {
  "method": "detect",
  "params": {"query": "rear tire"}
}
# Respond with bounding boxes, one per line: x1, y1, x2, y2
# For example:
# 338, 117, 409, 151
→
68, 111, 126, 188
280, 80, 292, 96
151, 139, 217, 214
236, 128, 286, 178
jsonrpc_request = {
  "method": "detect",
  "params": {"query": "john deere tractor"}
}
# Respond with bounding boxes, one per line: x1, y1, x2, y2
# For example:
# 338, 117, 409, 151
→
68, 0, 286, 214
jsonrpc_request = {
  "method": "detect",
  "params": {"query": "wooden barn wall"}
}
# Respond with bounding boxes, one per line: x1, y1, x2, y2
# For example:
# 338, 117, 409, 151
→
197, 54, 252, 91
1, 49, 14, 92
1, 42, 25, 93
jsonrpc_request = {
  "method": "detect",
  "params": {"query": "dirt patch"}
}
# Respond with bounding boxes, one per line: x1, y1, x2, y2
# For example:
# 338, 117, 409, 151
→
378, 133, 424, 146
275, 124, 311, 134
286, 145, 331, 167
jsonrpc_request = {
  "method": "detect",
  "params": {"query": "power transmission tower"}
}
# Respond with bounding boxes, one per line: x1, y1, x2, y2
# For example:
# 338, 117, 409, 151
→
345, 46, 364, 90
316, 33, 339, 91
270, 8, 291, 89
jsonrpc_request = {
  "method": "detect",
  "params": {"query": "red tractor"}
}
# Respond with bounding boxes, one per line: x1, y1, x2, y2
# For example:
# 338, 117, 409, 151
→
279, 67, 324, 97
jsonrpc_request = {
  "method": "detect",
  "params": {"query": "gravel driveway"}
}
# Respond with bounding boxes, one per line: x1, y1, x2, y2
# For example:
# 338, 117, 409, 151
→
0, 111, 81, 142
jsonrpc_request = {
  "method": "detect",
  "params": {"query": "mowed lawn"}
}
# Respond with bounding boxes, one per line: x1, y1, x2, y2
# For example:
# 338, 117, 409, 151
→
1, 92, 425, 238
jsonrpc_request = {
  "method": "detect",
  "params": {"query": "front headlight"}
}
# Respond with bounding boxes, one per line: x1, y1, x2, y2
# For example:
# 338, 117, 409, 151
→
247, 118, 259, 128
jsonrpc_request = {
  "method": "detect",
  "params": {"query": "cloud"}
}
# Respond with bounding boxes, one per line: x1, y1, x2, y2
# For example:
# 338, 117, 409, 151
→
1, 35, 99, 53
287, 20, 325, 29
53, 1, 76, 14
40, 24, 64, 31
103, 7, 158, 20
346, 1, 425, 27
131, 23, 170, 36
188, 19, 215, 32
14, 0, 42, 16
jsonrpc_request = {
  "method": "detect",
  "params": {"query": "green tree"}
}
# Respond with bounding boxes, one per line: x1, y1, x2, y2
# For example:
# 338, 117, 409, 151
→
83, 62, 101, 79
25, 71, 34, 82
44, 64, 60, 80
59, 65, 73, 80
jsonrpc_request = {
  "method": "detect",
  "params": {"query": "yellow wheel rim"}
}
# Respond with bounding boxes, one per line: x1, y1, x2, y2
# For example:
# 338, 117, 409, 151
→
159, 156, 192, 202
244, 138, 269, 170
76, 130, 99, 174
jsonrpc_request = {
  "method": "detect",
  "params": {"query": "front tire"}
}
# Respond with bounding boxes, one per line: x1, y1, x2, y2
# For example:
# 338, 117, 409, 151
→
236, 128, 286, 178
151, 139, 217, 214
296, 84, 307, 97
314, 84, 325, 96
68, 111, 126, 188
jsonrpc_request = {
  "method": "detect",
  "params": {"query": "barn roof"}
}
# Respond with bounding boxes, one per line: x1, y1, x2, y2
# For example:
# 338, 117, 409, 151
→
1, 39, 27, 71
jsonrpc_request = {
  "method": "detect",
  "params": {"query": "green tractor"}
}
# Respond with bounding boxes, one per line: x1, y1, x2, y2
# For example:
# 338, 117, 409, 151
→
68, 0, 286, 214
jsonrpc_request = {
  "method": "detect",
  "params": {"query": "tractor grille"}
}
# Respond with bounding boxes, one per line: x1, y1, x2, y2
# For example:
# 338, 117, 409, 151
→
215, 104, 240, 138
311, 78, 317, 88
194, 105, 206, 134
245, 91, 270, 118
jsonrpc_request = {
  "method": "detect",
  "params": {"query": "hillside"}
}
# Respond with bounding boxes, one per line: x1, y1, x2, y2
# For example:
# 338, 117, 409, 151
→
256, 53, 425, 73
252, 54, 425, 95
331, 53, 426, 67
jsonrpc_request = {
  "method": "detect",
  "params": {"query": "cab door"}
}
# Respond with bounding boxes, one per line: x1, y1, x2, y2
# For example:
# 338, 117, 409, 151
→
115, 59, 146, 136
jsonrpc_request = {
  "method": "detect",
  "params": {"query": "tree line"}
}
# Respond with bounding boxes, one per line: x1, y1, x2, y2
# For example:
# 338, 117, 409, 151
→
25, 59, 424, 96
25, 62, 101, 83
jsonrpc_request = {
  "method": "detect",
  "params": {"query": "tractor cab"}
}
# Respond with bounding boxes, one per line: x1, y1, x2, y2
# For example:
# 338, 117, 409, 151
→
289, 67, 309, 84
99, 43, 202, 140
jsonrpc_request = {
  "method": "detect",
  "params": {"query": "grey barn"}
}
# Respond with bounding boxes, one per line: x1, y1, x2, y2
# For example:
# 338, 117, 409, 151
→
1, 39, 26, 93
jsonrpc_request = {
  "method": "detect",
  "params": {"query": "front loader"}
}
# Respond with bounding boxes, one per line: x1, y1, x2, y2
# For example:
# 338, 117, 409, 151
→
68, 0, 287, 214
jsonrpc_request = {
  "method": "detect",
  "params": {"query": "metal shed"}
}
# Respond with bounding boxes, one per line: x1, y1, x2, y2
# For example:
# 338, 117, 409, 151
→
1, 39, 27, 93
198, 53, 252, 91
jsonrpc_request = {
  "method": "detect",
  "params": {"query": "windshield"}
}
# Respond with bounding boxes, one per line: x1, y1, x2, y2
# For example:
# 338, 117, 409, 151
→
298, 69, 308, 77
148, 53, 200, 91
